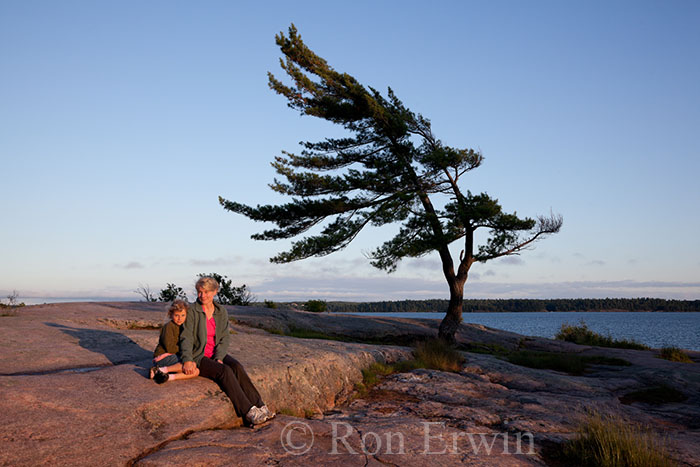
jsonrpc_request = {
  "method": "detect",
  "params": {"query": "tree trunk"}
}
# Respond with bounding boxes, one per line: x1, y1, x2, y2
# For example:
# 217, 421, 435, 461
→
438, 278, 466, 343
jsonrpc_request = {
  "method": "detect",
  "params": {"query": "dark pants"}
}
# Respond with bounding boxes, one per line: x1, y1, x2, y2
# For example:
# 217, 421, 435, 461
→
198, 355, 263, 419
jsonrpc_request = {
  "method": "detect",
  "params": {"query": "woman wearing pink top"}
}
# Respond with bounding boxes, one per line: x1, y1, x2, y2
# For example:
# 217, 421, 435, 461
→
179, 276, 273, 426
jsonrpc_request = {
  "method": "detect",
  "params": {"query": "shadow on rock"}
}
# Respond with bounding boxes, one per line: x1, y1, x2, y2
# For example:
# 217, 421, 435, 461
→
45, 322, 152, 367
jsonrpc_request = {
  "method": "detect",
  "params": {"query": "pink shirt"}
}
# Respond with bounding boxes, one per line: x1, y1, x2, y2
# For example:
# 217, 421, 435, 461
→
204, 316, 216, 359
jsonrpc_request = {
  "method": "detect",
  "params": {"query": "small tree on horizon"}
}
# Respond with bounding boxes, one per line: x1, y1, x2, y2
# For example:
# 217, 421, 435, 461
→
220, 25, 562, 342
135, 284, 157, 302
198, 273, 255, 306
158, 283, 188, 302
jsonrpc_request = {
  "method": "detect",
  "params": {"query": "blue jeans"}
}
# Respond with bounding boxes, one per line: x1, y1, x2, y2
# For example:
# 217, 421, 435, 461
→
154, 353, 181, 367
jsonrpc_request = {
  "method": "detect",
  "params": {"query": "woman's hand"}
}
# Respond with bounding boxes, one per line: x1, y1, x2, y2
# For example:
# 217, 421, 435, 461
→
183, 361, 197, 375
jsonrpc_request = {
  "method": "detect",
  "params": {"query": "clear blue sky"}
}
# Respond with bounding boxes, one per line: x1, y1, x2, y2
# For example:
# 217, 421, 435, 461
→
1, 1, 699, 302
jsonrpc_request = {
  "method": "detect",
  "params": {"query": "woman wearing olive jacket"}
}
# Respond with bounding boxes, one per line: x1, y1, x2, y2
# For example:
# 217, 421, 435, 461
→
179, 276, 273, 426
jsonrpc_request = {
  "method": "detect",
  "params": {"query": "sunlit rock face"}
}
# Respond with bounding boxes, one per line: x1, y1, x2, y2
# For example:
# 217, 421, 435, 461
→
1, 302, 698, 466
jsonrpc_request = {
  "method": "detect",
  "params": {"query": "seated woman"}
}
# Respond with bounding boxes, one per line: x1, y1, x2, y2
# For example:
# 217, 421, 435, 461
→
179, 276, 273, 426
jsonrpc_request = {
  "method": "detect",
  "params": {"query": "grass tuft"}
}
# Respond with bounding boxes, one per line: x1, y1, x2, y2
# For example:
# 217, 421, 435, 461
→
507, 350, 586, 375
0, 301, 24, 316
285, 325, 340, 340
256, 323, 425, 347
556, 321, 649, 350
277, 407, 299, 417
505, 350, 630, 375
126, 321, 161, 330
354, 338, 466, 397
413, 338, 465, 372
559, 411, 674, 467
658, 346, 694, 363
460, 342, 510, 355
355, 361, 395, 397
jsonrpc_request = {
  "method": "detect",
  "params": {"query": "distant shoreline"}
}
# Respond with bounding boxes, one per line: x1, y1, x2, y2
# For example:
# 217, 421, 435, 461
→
12, 297, 700, 313
321, 298, 700, 313
331, 309, 700, 313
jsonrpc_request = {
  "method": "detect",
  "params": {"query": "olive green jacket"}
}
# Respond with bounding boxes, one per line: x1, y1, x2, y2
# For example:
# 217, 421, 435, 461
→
179, 301, 230, 365
153, 320, 181, 358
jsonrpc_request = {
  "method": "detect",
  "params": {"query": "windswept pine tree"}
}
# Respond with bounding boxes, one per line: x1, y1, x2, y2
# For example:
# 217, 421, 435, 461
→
220, 25, 563, 342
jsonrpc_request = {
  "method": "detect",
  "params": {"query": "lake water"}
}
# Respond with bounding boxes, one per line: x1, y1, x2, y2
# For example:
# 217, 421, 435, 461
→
341, 311, 700, 351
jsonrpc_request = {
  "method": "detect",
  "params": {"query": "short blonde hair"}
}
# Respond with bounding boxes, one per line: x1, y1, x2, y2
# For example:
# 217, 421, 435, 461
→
195, 276, 220, 292
168, 299, 188, 317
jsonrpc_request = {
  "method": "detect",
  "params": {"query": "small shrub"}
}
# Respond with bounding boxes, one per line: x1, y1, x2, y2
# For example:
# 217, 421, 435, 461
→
413, 338, 465, 372
304, 299, 327, 313
658, 346, 693, 363
620, 385, 687, 405
198, 273, 256, 305
559, 411, 674, 467
158, 283, 188, 302
264, 300, 277, 309
556, 321, 649, 350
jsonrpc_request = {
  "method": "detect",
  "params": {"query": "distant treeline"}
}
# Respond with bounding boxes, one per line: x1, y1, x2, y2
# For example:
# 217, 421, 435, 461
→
327, 298, 700, 313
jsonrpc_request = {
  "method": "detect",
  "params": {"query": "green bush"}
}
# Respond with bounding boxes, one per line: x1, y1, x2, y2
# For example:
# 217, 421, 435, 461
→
559, 411, 673, 467
198, 273, 255, 305
263, 300, 277, 309
658, 346, 693, 363
556, 321, 649, 350
304, 299, 327, 313
158, 283, 188, 302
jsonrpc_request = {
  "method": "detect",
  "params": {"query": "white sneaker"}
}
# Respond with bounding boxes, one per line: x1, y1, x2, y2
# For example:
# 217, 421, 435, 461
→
246, 406, 267, 425
260, 405, 275, 420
